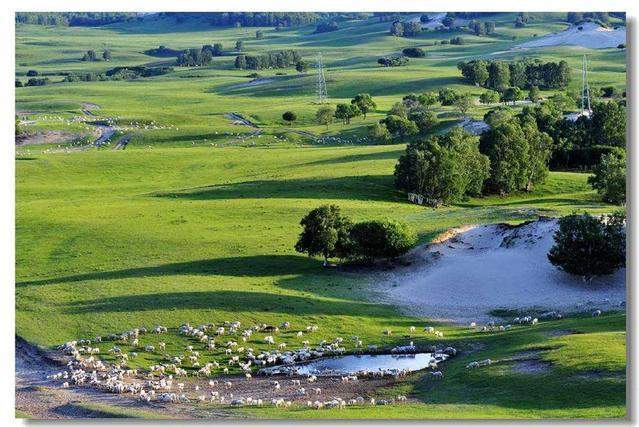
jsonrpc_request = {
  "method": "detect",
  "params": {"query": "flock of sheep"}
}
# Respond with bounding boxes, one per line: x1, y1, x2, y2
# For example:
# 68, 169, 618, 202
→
46, 319, 460, 410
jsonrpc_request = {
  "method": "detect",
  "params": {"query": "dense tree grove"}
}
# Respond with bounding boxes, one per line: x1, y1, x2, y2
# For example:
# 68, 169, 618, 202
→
548, 212, 625, 279
523, 99, 626, 169
469, 20, 496, 36
389, 20, 422, 37
176, 44, 224, 66
377, 56, 409, 67
458, 59, 571, 91
144, 46, 181, 57
334, 104, 361, 124
402, 47, 425, 58
160, 12, 325, 28
479, 110, 552, 193
394, 127, 490, 205
64, 66, 173, 82
233, 50, 301, 70
351, 93, 376, 119
16, 12, 137, 26
566, 12, 610, 25
315, 20, 339, 33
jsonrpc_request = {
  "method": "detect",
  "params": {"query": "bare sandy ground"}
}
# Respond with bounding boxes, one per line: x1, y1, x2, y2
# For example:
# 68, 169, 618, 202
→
516, 22, 626, 49
373, 218, 626, 323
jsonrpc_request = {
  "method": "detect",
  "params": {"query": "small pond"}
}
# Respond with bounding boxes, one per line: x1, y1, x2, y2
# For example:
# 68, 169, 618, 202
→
260, 353, 447, 376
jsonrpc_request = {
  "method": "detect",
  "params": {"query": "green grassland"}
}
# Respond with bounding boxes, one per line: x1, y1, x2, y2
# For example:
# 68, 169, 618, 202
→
15, 12, 626, 419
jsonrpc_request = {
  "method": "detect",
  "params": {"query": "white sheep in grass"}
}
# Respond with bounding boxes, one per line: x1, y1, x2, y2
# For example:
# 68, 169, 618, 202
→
224, 381, 232, 389
264, 336, 275, 345
409, 326, 416, 333
593, 309, 602, 317
296, 331, 303, 337
144, 345, 155, 353
383, 329, 392, 335
313, 387, 321, 395
424, 326, 435, 333
469, 322, 477, 328
157, 342, 165, 351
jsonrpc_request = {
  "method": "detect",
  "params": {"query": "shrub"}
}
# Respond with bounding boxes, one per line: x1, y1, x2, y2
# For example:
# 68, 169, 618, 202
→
26, 70, 39, 77
347, 220, 417, 262
368, 122, 391, 142
377, 56, 409, 67
282, 111, 297, 124
548, 213, 626, 279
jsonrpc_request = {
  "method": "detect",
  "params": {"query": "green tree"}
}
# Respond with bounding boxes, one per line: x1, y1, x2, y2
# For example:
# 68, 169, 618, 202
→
255, 30, 264, 39
282, 111, 297, 124
408, 107, 438, 134
351, 93, 376, 119
454, 94, 473, 117
588, 149, 626, 205
548, 213, 626, 279
591, 101, 626, 147
347, 220, 417, 262
501, 87, 524, 105
294, 205, 352, 266
234, 55, 247, 69
479, 90, 500, 105
102, 49, 111, 61
315, 105, 335, 129
528, 86, 541, 103
334, 103, 360, 124
438, 88, 458, 106
418, 92, 438, 109
381, 115, 418, 139
235, 40, 244, 51
368, 122, 391, 142
295, 60, 309, 73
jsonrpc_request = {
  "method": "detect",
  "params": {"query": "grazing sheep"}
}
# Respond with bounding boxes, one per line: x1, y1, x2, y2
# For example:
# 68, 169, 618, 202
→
593, 309, 602, 317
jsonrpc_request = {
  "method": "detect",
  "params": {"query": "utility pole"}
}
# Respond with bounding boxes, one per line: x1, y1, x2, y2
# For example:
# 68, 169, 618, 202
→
316, 53, 327, 104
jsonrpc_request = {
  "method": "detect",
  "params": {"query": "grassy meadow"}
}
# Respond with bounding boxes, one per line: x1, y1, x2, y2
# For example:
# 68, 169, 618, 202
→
15, 12, 626, 419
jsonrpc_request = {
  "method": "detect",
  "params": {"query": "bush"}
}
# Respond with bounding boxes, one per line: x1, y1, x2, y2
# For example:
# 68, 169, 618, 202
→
282, 111, 297, 124
377, 56, 409, 67
347, 220, 417, 262
368, 122, 391, 142
402, 47, 426, 58
548, 213, 626, 279
26, 70, 39, 77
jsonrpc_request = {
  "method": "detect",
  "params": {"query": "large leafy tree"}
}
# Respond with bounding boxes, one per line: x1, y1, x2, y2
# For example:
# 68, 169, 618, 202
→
548, 213, 626, 280
315, 105, 335, 129
588, 149, 626, 205
334, 103, 360, 124
295, 205, 352, 266
351, 93, 376, 118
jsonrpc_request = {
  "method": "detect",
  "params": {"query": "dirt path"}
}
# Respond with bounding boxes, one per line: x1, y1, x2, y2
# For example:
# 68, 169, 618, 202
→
113, 134, 132, 150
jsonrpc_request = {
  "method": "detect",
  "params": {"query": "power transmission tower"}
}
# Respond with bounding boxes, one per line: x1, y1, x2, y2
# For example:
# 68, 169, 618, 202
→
316, 53, 327, 104
581, 55, 592, 115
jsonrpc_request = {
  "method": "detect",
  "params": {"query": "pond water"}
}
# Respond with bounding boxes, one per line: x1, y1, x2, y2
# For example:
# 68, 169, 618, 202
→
260, 353, 447, 376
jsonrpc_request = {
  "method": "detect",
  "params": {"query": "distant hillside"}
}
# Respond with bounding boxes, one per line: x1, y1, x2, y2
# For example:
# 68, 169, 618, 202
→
15, 12, 140, 26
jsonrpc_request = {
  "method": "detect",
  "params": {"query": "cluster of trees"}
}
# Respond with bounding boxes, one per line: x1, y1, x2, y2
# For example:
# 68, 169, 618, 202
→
315, 20, 339, 33
176, 44, 224, 66
16, 78, 50, 87
566, 12, 610, 25
394, 127, 489, 205
16, 12, 137, 26
389, 20, 422, 37
62, 66, 173, 83
370, 93, 440, 142
394, 106, 555, 203
161, 12, 326, 28
295, 205, 417, 265
402, 47, 425, 58
457, 59, 571, 91
234, 50, 302, 70
81, 49, 111, 62
514, 12, 532, 28
548, 212, 625, 279
144, 46, 182, 58
468, 20, 496, 36
377, 56, 409, 67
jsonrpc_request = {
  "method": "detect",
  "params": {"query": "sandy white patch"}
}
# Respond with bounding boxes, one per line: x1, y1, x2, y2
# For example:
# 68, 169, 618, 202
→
516, 22, 626, 49
374, 218, 625, 323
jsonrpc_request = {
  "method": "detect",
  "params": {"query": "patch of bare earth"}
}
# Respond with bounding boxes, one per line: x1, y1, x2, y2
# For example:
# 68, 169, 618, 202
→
15, 131, 81, 146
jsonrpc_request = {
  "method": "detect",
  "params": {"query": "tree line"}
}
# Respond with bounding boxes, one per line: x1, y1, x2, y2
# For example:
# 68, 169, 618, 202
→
234, 50, 302, 70
457, 58, 571, 91
176, 44, 225, 67
16, 12, 137, 26
160, 12, 325, 28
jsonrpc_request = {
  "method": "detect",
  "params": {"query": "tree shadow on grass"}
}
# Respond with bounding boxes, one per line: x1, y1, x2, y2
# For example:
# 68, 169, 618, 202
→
16, 255, 322, 287
61, 290, 393, 318
153, 175, 399, 202
301, 149, 404, 166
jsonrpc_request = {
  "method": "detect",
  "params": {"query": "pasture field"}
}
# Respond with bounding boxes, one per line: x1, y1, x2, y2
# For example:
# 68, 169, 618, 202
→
15, 12, 626, 419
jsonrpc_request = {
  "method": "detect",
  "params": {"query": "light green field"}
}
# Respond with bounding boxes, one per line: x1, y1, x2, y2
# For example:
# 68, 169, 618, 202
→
15, 12, 626, 419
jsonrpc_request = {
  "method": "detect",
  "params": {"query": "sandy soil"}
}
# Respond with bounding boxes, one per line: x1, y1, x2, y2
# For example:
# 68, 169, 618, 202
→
15, 131, 79, 146
516, 22, 626, 49
373, 218, 626, 323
